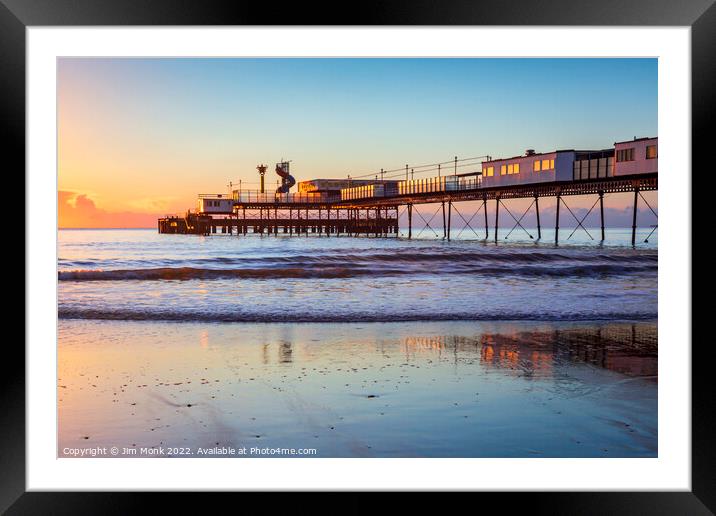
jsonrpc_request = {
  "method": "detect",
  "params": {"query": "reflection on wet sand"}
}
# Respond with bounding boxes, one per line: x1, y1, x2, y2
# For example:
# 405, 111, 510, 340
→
479, 324, 657, 378
58, 320, 657, 458
403, 323, 656, 378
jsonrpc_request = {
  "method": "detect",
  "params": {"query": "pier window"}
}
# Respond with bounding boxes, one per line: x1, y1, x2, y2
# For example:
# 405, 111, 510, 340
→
541, 159, 554, 171
506, 163, 520, 175
617, 148, 635, 162
646, 145, 657, 159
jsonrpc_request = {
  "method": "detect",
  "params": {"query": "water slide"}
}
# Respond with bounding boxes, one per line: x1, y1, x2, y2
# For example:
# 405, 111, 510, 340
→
275, 162, 296, 194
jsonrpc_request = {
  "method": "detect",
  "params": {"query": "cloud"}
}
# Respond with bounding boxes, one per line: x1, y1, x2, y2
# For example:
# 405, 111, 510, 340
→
59, 191, 165, 228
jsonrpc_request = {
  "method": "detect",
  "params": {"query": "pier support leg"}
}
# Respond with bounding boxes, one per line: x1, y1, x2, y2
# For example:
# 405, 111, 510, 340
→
442, 201, 446, 239
632, 187, 639, 246
599, 191, 605, 241
494, 199, 500, 243
447, 201, 452, 241
535, 195, 541, 240
483, 198, 488, 240
408, 204, 413, 239
555, 194, 561, 244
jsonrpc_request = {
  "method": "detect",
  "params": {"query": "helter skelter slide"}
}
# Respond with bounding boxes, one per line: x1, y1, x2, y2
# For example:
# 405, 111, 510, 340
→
275, 161, 296, 194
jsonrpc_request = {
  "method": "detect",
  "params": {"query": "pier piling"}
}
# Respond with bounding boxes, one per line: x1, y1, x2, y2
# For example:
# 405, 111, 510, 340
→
447, 201, 452, 241
555, 194, 561, 244
535, 195, 541, 240
632, 187, 639, 246
599, 190, 605, 241
408, 204, 413, 239
483, 198, 488, 240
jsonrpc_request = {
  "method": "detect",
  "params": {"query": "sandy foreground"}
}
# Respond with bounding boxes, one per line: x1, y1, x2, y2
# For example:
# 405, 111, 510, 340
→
58, 319, 657, 458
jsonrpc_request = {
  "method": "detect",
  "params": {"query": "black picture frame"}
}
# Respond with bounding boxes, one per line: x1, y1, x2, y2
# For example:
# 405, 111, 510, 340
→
6, 0, 711, 512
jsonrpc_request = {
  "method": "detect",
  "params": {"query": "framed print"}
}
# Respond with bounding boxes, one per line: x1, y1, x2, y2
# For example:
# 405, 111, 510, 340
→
6, 0, 712, 511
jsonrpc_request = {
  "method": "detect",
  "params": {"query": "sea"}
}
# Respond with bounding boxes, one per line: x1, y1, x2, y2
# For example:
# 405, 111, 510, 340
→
58, 228, 658, 458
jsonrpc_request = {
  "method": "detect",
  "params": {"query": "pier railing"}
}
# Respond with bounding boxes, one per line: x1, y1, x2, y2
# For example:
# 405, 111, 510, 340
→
233, 191, 342, 204
232, 177, 486, 204
197, 193, 231, 199
398, 175, 482, 195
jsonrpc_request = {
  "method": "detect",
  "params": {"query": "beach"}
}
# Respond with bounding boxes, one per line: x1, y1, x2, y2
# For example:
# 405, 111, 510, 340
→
58, 229, 658, 458
58, 319, 656, 458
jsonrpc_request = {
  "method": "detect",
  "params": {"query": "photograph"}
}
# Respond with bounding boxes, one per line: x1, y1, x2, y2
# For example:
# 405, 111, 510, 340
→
57, 57, 659, 459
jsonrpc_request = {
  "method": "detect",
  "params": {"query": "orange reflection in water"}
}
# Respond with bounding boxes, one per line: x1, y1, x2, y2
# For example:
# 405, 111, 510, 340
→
478, 324, 657, 378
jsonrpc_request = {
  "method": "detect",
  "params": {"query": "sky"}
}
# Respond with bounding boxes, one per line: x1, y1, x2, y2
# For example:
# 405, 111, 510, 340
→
58, 58, 657, 228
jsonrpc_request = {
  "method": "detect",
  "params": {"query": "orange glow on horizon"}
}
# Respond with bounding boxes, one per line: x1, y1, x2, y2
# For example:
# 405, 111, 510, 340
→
58, 191, 166, 229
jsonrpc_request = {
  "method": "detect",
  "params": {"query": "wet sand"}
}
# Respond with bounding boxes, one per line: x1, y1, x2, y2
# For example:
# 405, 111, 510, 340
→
58, 320, 657, 458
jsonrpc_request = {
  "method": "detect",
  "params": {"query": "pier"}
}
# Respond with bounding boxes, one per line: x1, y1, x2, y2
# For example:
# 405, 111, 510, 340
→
158, 173, 657, 244
159, 141, 658, 245
158, 206, 400, 237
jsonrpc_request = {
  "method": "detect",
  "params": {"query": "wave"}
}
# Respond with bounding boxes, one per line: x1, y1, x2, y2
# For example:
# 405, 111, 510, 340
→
59, 267, 360, 281
265, 250, 658, 265
59, 250, 658, 269
58, 307, 658, 323
58, 262, 657, 281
